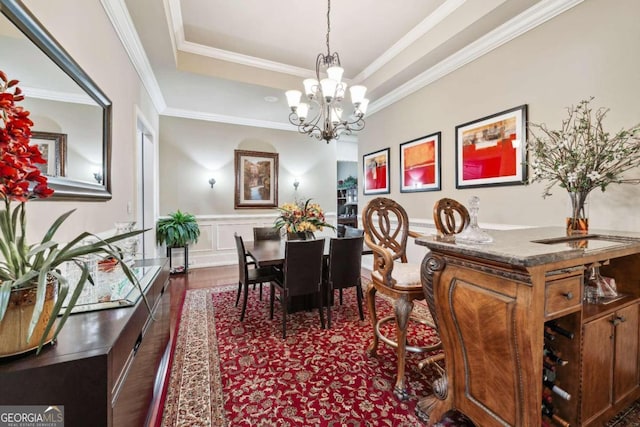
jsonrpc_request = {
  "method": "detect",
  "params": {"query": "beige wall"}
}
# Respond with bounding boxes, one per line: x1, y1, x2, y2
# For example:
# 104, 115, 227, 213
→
158, 116, 338, 218
360, 0, 640, 232
20, 0, 159, 241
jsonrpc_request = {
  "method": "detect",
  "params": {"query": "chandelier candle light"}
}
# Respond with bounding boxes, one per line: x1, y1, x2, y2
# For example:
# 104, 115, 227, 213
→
285, 0, 369, 143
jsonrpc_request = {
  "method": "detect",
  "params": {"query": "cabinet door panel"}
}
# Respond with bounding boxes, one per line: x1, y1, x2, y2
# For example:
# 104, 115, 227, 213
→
582, 317, 614, 422
614, 304, 640, 402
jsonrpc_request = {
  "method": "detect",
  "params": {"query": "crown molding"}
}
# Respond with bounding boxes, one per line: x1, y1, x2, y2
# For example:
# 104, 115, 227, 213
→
353, 0, 466, 83
162, 107, 295, 131
162, 107, 358, 143
23, 87, 96, 105
178, 40, 314, 79
368, 0, 583, 115
100, 0, 167, 112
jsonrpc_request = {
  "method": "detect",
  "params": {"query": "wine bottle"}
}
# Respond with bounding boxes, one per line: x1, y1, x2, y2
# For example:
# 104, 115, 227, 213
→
544, 330, 556, 342
542, 401, 571, 427
543, 375, 571, 400
546, 321, 575, 340
544, 347, 568, 366
543, 360, 556, 371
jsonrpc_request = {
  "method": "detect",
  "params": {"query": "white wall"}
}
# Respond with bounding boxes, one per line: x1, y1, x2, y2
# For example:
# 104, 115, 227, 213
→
20, 1, 159, 241
158, 116, 337, 217
360, 0, 640, 233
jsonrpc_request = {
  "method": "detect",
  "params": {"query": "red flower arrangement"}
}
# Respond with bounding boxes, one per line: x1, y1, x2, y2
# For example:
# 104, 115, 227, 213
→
0, 71, 54, 201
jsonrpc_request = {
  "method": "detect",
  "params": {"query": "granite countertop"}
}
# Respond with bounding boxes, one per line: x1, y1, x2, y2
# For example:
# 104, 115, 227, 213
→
415, 227, 640, 268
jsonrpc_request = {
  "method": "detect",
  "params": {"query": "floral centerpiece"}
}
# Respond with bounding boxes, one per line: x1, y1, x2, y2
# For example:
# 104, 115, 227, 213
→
527, 98, 640, 234
0, 71, 145, 356
274, 198, 335, 238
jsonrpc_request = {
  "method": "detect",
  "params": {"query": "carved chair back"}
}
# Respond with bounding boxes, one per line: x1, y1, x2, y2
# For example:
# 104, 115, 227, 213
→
362, 197, 412, 288
433, 198, 470, 238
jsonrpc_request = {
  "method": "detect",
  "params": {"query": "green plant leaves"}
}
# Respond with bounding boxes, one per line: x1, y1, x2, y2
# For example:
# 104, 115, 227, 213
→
156, 210, 200, 247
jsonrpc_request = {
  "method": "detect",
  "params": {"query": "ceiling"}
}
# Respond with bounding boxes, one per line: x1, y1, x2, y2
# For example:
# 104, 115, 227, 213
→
112, 0, 582, 132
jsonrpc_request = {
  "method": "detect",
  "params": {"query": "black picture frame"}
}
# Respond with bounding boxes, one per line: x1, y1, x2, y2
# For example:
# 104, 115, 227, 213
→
399, 132, 441, 193
363, 148, 390, 195
455, 104, 528, 189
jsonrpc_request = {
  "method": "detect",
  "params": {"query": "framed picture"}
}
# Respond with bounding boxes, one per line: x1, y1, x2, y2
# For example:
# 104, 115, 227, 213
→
234, 150, 278, 208
31, 131, 67, 177
455, 104, 527, 188
363, 148, 390, 195
400, 132, 441, 193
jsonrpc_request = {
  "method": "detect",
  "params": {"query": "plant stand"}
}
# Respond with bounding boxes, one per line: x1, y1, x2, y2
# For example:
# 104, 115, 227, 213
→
167, 245, 188, 274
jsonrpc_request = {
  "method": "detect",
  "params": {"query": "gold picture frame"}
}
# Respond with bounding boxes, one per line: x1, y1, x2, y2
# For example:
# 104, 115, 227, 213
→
234, 150, 279, 209
31, 131, 67, 177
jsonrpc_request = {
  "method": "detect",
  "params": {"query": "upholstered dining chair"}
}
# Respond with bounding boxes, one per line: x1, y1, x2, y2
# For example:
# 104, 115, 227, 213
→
270, 239, 325, 338
253, 226, 281, 241
326, 236, 365, 328
361, 197, 441, 400
234, 233, 277, 321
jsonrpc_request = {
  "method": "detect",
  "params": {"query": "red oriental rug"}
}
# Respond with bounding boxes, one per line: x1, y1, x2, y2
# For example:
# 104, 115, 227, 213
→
161, 285, 442, 426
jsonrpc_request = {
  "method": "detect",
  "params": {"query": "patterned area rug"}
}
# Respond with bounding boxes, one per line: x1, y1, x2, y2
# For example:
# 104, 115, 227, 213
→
160, 285, 640, 426
161, 285, 441, 426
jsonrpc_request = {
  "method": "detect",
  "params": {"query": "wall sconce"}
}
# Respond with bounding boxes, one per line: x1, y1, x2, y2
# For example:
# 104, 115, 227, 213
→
293, 178, 300, 190
93, 172, 103, 183
208, 178, 216, 188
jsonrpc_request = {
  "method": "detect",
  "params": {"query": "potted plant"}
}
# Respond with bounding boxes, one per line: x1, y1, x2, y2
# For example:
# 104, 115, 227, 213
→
0, 71, 147, 356
527, 97, 640, 235
156, 210, 201, 248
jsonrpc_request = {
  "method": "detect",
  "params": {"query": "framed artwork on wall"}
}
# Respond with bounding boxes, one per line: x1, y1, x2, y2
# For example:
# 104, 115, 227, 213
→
31, 131, 67, 177
455, 104, 527, 188
400, 132, 441, 193
363, 148, 390, 195
234, 150, 279, 208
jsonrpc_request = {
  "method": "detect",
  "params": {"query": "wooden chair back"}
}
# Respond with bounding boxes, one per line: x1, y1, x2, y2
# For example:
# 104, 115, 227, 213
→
362, 197, 412, 287
433, 198, 470, 238
253, 227, 281, 241
234, 233, 249, 284
327, 236, 363, 291
282, 239, 325, 297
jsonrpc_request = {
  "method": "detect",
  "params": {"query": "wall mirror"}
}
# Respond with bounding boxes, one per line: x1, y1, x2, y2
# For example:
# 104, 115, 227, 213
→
0, 0, 112, 200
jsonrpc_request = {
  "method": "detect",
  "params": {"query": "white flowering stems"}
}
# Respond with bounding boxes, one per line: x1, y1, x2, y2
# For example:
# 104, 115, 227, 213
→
527, 98, 640, 198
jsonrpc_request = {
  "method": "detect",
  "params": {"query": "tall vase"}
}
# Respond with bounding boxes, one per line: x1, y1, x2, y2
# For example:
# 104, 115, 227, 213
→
566, 190, 590, 235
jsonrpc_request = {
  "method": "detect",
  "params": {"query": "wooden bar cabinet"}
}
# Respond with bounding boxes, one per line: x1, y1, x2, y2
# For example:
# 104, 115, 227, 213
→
416, 227, 640, 427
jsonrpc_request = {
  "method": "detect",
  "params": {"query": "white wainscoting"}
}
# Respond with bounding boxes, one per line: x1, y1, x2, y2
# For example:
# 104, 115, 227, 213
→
165, 214, 530, 270
164, 213, 338, 269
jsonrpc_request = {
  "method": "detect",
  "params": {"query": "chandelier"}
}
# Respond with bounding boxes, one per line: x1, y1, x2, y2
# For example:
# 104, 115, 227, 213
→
285, 0, 368, 144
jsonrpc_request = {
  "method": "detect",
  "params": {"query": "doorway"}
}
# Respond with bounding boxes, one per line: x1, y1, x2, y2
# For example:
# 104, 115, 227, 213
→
136, 110, 157, 259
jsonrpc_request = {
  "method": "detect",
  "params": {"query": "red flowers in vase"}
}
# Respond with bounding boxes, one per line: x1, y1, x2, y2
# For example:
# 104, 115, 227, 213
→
0, 70, 54, 201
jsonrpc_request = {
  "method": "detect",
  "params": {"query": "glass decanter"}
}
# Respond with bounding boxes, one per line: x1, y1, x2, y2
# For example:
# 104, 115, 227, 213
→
455, 196, 493, 244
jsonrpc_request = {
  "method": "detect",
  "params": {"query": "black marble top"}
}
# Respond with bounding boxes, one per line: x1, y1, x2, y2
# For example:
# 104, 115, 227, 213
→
415, 227, 640, 268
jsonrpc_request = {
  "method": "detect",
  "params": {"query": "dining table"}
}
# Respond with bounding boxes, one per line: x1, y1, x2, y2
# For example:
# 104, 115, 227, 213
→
247, 236, 372, 267
246, 237, 372, 313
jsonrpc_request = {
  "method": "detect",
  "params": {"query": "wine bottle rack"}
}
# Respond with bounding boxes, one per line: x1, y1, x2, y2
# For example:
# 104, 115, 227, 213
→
542, 313, 580, 426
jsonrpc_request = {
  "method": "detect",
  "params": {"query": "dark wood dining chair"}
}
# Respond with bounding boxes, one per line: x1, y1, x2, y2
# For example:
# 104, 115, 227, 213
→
269, 239, 325, 338
253, 226, 281, 241
234, 233, 277, 321
361, 197, 441, 400
326, 236, 364, 328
